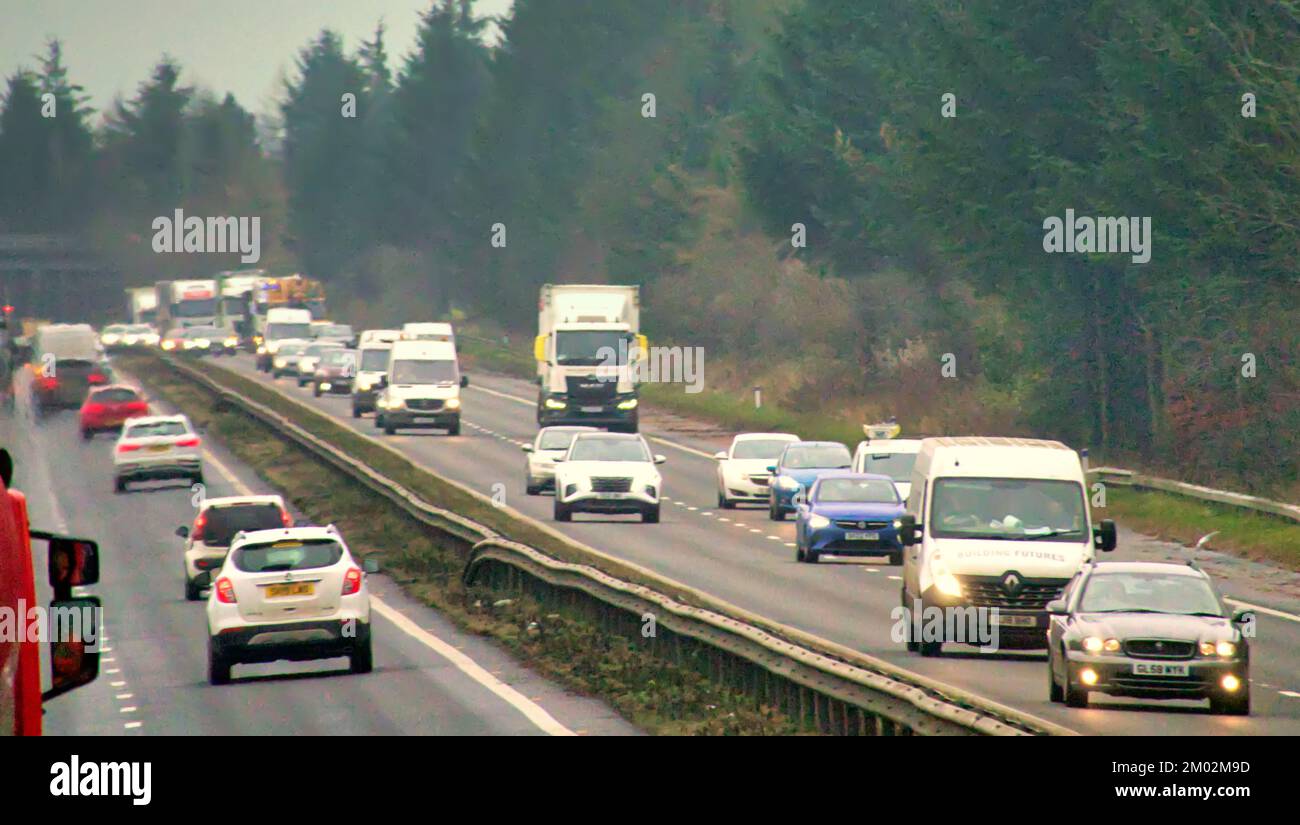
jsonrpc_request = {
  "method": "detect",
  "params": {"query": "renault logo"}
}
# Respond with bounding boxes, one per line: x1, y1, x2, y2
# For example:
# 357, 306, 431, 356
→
1001, 572, 1023, 595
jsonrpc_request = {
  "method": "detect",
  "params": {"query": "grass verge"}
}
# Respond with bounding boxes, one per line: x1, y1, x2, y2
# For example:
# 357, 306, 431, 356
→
118, 352, 802, 734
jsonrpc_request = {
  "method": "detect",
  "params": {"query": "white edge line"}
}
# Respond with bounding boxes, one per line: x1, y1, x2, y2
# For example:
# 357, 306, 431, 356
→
1224, 596, 1300, 624
371, 598, 575, 736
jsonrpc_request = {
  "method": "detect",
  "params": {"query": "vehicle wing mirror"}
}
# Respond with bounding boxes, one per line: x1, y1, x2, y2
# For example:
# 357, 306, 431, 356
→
363, 557, 380, 574
41, 534, 100, 591
460, 375, 469, 388
1046, 599, 1069, 616
1094, 519, 1117, 552
895, 514, 920, 546
42, 596, 101, 701
522, 445, 534, 453
766, 465, 777, 473
713, 450, 728, 460
1231, 608, 1255, 627
653, 454, 666, 465
176, 525, 190, 538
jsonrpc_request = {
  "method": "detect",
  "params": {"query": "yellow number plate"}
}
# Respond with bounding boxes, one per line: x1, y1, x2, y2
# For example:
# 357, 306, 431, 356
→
265, 582, 314, 598
149, 444, 171, 452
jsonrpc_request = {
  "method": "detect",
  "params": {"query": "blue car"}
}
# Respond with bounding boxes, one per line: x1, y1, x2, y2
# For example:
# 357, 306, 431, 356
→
767, 441, 853, 521
794, 472, 905, 564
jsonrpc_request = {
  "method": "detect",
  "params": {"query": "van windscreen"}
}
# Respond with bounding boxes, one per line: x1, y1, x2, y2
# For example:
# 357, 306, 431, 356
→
390, 359, 456, 384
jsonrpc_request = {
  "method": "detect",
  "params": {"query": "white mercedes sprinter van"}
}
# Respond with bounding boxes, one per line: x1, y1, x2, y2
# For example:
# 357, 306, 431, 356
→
897, 437, 1115, 655
374, 340, 466, 435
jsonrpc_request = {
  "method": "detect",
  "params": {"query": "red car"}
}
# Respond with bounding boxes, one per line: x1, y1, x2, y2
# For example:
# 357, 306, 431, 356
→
79, 385, 149, 440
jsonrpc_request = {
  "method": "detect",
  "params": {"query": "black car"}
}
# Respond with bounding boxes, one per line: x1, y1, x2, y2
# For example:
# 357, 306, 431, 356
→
1047, 561, 1252, 714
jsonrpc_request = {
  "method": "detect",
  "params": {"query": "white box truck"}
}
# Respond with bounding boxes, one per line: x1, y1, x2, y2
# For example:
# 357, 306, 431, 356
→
125, 288, 158, 326
534, 284, 644, 432
154, 279, 218, 331
255, 307, 313, 372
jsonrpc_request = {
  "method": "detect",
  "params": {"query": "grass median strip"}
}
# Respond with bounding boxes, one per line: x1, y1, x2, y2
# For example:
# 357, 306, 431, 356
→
118, 352, 802, 734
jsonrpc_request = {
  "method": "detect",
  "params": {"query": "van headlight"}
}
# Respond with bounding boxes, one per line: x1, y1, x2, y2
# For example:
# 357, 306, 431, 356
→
445, 397, 461, 409
617, 398, 638, 410
257, 345, 267, 354
544, 397, 567, 410
808, 514, 831, 530
930, 559, 963, 598
357, 379, 372, 392
224, 337, 238, 347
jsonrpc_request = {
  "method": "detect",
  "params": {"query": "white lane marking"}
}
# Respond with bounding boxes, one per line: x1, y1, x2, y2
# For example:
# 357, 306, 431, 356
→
766, 536, 780, 541
206, 404, 575, 736
371, 598, 574, 736
887, 575, 902, 581
115, 693, 133, 699
465, 383, 533, 407
785, 543, 796, 548
124, 722, 143, 730
1224, 597, 1300, 625
1280, 691, 1300, 698
110, 681, 126, 688
119, 706, 137, 713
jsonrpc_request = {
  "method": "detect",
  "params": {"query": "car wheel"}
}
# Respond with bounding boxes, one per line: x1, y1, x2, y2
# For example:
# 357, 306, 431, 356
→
902, 589, 920, 653
1209, 686, 1250, 716
1063, 667, 1089, 708
805, 549, 820, 564
374, 413, 384, 429
114, 476, 127, 493
192, 473, 205, 487
446, 421, 460, 436
312, 383, 321, 397
768, 499, 782, 521
383, 421, 396, 435
81, 428, 93, 441
719, 490, 735, 510
795, 544, 806, 563
888, 550, 903, 566
350, 636, 374, 674
207, 641, 231, 686
554, 501, 572, 522
1048, 651, 1064, 703
525, 481, 540, 496
185, 578, 202, 602
642, 505, 660, 524
351, 405, 361, 419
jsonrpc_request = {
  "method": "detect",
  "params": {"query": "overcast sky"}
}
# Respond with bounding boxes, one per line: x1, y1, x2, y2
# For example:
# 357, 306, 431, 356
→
0, 0, 514, 123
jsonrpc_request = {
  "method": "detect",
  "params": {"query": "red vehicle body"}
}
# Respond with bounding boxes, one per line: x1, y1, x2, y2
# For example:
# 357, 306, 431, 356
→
80, 384, 149, 439
0, 449, 100, 736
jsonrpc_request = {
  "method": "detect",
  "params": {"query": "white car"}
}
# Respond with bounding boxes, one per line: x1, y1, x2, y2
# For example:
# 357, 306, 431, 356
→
205, 524, 377, 684
851, 438, 923, 502
553, 432, 665, 523
522, 426, 598, 494
713, 432, 800, 509
113, 414, 203, 493
296, 342, 343, 386
177, 495, 291, 601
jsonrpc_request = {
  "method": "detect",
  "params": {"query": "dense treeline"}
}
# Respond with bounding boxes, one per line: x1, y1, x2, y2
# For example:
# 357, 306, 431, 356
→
0, 0, 1295, 492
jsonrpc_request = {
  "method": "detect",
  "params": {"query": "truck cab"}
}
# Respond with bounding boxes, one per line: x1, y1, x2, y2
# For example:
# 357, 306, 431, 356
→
535, 284, 645, 433
897, 437, 1116, 655
375, 340, 466, 436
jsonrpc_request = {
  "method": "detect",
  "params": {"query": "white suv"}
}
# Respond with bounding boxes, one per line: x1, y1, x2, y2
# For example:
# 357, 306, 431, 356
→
206, 525, 377, 684
553, 432, 665, 523
178, 495, 291, 601
113, 414, 204, 493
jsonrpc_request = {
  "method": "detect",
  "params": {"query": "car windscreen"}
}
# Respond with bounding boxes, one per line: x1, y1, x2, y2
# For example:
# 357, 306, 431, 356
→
930, 477, 1086, 541
860, 451, 918, 481
568, 438, 649, 462
277, 343, 305, 355
125, 421, 188, 438
359, 349, 389, 370
782, 445, 851, 469
233, 539, 343, 572
814, 478, 899, 504
102, 325, 126, 334
539, 430, 584, 450
390, 359, 457, 384
266, 323, 311, 340
125, 325, 153, 333
1079, 572, 1222, 616
319, 325, 351, 337
321, 350, 355, 366
732, 439, 793, 460
203, 504, 285, 548
91, 388, 140, 404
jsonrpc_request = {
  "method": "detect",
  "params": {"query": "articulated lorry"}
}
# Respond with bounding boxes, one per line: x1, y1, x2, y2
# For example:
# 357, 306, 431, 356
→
124, 287, 158, 325
534, 284, 645, 432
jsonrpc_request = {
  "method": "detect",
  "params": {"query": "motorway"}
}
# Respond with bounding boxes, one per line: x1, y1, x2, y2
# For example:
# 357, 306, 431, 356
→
4, 375, 636, 736
209, 350, 1300, 735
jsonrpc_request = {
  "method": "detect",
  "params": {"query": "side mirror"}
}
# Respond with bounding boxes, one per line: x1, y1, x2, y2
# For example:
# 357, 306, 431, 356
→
895, 514, 921, 546
1232, 608, 1255, 626
553, 456, 565, 463
460, 375, 469, 388
42, 596, 101, 701
522, 445, 534, 453
1094, 519, 1117, 552
653, 454, 666, 465
176, 525, 190, 538
363, 557, 380, 574
766, 465, 777, 473
42, 535, 100, 591
1046, 599, 1069, 616
713, 450, 728, 460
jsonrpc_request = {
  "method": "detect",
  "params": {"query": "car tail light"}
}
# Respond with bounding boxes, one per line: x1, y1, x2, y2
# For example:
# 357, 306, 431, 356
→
342, 568, 363, 596
88, 373, 107, 384
192, 512, 206, 542
83, 402, 105, 415
214, 577, 237, 604
176, 436, 200, 447
116, 443, 142, 453
38, 376, 58, 391
130, 401, 148, 413
280, 509, 292, 527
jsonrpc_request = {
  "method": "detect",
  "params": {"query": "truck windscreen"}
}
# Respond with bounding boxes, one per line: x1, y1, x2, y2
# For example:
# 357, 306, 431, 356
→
174, 298, 217, 317
557, 331, 633, 366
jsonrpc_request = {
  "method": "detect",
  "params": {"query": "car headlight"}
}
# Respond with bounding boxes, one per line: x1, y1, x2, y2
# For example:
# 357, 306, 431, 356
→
102, 335, 119, 345
445, 397, 460, 409
808, 514, 831, 530
617, 398, 638, 410
162, 340, 176, 350
1202, 641, 1236, 657
544, 397, 567, 410
776, 476, 800, 490
196, 339, 209, 347
224, 337, 238, 347
257, 345, 267, 354
1084, 637, 1121, 653
357, 380, 372, 392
